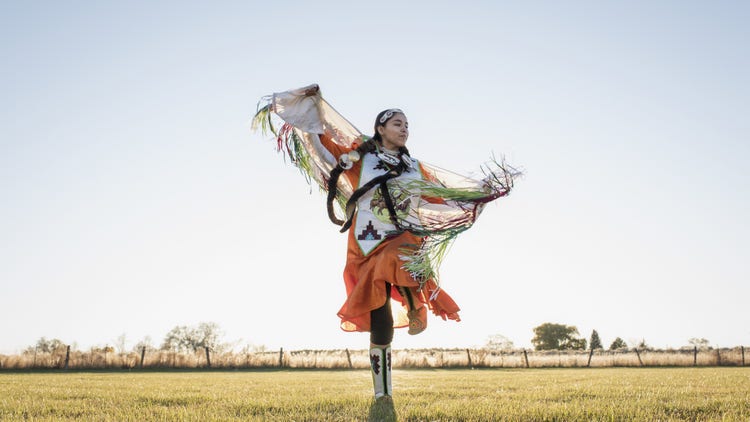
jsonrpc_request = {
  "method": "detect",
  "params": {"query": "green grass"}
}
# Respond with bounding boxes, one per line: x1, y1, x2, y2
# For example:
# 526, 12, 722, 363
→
1, 368, 749, 421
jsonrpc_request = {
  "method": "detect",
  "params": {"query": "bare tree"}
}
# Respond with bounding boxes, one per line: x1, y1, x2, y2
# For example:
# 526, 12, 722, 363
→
629, 338, 649, 350
115, 333, 128, 355
24, 337, 67, 354
688, 338, 710, 350
160, 322, 226, 353
485, 334, 514, 351
195, 322, 224, 352
132, 336, 156, 353
161, 326, 197, 352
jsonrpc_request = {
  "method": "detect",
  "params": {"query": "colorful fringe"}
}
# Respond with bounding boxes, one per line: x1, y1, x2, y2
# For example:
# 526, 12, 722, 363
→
253, 86, 520, 292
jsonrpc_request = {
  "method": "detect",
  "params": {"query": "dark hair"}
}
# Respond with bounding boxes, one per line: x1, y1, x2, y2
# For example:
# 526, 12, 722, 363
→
370, 108, 410, 156
372, 108, 402, 144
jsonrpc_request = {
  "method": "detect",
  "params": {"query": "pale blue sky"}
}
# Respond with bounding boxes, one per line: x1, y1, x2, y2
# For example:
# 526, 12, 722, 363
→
1, 1, 748, 354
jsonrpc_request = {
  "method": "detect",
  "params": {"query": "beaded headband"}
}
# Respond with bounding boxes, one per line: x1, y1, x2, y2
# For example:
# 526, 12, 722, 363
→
378, 108, 404, 124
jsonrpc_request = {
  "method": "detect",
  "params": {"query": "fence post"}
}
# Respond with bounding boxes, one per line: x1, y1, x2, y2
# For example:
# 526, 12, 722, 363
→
741, 346, 745, 366
634, 348, 643, 367
466, 349, 473, 368
716, 348, 721, 366
278, 347, 284, 368
587, 348, 594, 367
693, 346, 698, 366
205, 346, 211, 368
140, 346, 146, 369
345, 348, 353, 369
523, 349, 530, 368
64, 345, 70, 370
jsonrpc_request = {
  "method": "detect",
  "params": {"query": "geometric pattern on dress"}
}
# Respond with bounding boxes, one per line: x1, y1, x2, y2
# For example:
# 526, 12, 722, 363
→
357, 220, 382, 241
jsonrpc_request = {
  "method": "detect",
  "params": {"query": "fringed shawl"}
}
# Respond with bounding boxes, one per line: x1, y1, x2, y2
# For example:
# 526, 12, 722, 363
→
253, 84, 520, 294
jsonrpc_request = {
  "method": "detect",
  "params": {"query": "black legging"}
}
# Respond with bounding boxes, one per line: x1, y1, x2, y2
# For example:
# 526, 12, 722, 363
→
370, 282, 394, 345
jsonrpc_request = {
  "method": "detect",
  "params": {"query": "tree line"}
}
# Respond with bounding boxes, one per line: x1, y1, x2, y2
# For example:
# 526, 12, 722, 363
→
22, 322, 714, 355
24, 322, 236, 355
488, 323, 713, 352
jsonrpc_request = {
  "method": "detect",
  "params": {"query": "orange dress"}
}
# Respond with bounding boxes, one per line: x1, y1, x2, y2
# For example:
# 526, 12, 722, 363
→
317, 133, 461, 333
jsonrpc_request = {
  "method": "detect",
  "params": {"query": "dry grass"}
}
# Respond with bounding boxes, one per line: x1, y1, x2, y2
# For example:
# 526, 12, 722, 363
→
2, 368, 750, 420
1, 346, 746, 371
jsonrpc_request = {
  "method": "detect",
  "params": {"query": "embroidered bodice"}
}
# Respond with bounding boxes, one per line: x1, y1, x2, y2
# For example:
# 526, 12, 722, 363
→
353, 151, 423, 255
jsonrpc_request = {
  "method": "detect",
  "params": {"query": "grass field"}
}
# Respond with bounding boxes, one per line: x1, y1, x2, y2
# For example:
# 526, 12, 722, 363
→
1, 368, 749, 421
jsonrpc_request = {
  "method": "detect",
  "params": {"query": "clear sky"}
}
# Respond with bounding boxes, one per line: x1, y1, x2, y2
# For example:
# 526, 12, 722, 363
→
1, 1, 748, 354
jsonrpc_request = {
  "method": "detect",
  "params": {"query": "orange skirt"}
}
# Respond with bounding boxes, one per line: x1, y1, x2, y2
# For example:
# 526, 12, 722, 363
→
337, 231, 461, 332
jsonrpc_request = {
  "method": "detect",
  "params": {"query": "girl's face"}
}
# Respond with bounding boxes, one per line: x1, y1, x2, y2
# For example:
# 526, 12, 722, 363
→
378, 113, 409, 150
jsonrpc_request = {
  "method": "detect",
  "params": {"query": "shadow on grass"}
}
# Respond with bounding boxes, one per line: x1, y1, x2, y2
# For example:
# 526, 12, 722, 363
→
368, 397, 397, 422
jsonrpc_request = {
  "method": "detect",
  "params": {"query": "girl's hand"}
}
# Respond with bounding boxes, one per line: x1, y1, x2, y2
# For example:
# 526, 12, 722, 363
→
304, 84, 320, 96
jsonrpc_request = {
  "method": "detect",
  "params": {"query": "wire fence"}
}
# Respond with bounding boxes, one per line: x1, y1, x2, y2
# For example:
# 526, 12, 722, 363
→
0, 346, 746, 370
